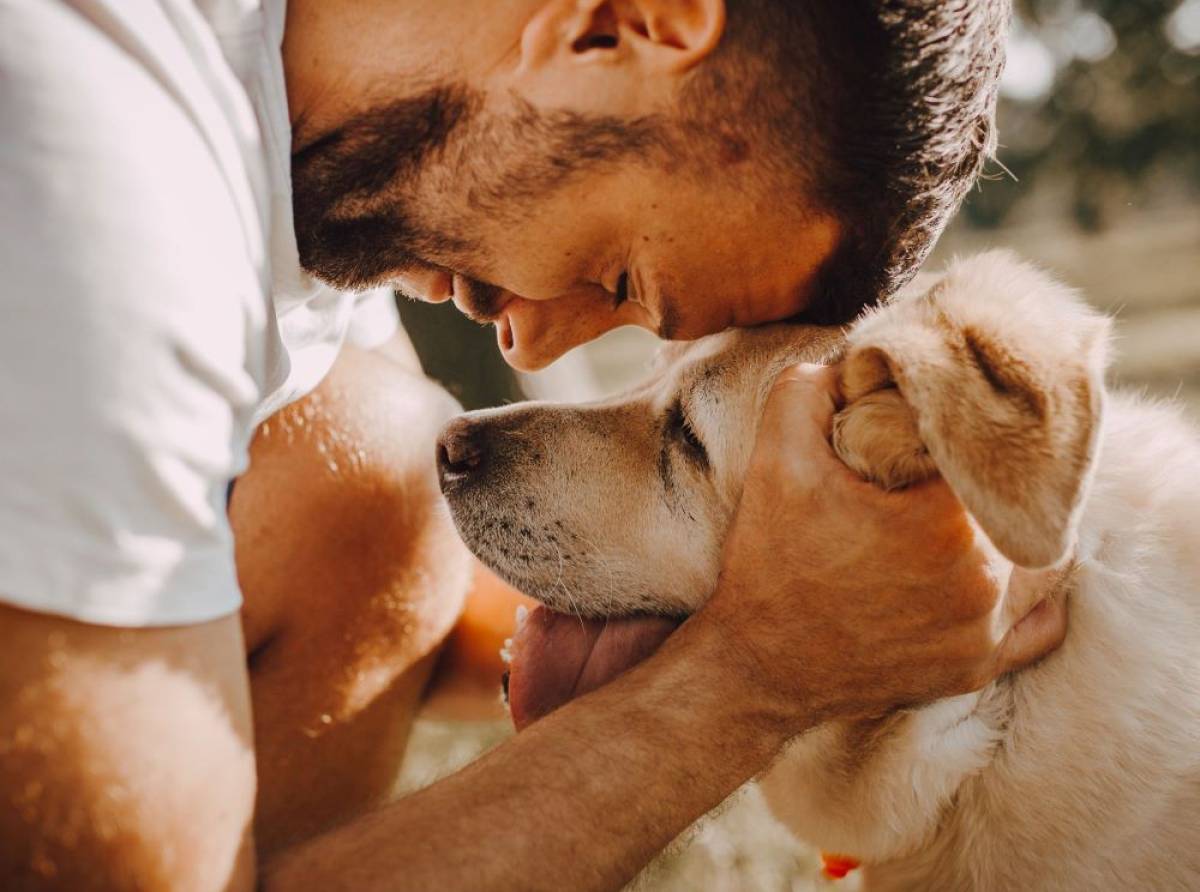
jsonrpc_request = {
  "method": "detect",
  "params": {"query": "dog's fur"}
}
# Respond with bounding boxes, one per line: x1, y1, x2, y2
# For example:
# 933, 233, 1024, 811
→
442, 252, 1200, 890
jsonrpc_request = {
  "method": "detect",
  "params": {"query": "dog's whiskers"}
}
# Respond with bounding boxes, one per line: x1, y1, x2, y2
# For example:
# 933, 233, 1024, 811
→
569, 529, 622, 614
548, 535, 588, 634
548, 538, 580, 617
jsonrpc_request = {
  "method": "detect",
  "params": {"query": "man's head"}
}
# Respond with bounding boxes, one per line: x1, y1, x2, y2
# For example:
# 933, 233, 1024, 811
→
286, 0, 1008, 369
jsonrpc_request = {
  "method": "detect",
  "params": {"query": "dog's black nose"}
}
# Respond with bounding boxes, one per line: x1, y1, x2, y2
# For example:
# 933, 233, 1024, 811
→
437, 416, 489, 486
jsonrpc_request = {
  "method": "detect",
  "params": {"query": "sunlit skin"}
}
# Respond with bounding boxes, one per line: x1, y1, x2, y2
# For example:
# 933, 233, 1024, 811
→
284, 0, 843, 370
442, 171, 839, 370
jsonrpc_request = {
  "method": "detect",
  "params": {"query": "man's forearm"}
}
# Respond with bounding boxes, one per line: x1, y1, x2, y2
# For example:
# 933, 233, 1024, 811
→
263, 614, 799, 892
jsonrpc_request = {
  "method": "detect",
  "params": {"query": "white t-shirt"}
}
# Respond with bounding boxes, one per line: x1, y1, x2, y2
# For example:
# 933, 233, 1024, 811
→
0, 0, 401, 626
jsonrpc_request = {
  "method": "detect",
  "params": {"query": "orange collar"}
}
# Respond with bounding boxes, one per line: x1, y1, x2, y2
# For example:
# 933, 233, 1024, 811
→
821, 852, 861, 880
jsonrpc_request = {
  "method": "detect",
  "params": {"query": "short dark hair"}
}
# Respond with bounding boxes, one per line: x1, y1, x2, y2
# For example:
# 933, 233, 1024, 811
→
681, 0, 1009, 322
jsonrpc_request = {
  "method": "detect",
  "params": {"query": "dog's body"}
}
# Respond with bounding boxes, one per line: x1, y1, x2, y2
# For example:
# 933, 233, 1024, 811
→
439, 252, 1200, 890
764, 390, 1200, 891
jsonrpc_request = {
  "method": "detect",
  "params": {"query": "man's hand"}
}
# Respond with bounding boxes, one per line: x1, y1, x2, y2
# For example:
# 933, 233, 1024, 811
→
702, 363, 1069, 730
267, 363, 1068, 892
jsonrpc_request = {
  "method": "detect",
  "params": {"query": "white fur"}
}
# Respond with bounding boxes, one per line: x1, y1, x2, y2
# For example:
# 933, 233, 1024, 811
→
764, 396, 1200, 891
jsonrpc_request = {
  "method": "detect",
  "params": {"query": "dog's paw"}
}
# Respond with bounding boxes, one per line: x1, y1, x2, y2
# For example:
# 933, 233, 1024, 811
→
832, 251, 1110, 568
833, 338, 939, 490
832, 385, 937, 490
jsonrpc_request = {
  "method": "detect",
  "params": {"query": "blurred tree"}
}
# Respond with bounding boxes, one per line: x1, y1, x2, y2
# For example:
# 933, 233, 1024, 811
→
964, 0, 1200, 230
397, 297, 524, 411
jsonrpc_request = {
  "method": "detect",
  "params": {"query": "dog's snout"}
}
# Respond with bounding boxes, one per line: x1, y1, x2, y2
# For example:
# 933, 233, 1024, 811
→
437, 416, 489, 488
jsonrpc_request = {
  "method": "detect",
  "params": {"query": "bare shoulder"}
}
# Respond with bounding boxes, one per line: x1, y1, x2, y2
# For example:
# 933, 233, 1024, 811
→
0, 603, 257, 892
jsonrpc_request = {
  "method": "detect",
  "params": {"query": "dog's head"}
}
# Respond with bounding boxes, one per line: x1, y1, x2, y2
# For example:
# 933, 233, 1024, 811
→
438, 323, 844, 618
441, 253, 1109, 625
438, 253, 1109, 730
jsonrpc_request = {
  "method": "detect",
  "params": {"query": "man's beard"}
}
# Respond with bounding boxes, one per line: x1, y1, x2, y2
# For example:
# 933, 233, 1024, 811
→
290, 84, 476, 292
289, 80, 653, 320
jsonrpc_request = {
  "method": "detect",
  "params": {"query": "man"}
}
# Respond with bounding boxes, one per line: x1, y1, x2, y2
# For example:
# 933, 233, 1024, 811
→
0, 1, 1064, 890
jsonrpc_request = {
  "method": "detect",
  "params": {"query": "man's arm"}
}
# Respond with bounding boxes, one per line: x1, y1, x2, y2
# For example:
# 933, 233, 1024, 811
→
264, 364, 1066, 892
0, 605, 257, 892
0, 366, 1062, 892
267, 613, 785, 891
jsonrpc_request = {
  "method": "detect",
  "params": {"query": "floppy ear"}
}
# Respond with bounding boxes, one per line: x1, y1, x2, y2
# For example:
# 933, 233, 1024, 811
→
832, 251, 1110, 569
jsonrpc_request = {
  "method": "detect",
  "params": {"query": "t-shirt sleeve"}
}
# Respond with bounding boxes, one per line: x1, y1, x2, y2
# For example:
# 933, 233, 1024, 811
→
0, 4, 264, 626
346, 286, 402, 350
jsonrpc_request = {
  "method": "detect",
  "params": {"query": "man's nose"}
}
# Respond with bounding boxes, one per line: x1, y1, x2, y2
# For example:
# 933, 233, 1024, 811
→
396, 266, 454, 303
437, 416, 490, 488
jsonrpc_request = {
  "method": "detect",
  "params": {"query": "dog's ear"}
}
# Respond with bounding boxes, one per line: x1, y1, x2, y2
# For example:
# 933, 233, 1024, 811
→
833, 251, 1110, 569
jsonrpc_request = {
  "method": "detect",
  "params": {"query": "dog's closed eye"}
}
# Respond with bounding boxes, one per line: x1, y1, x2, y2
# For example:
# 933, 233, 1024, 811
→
668, 399, 709, 470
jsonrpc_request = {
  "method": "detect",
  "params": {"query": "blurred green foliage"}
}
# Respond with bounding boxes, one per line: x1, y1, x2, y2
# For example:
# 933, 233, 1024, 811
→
397, 298, 524, 410
966, 0, 1200, 230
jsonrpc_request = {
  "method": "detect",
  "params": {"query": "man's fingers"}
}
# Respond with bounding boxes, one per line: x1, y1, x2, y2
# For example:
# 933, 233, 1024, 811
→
757, 364, 844, 477
992, 593, 1069, 677
1000, 564, 1071, 630
765, 363, 839, 433
990, 564, 1073, 677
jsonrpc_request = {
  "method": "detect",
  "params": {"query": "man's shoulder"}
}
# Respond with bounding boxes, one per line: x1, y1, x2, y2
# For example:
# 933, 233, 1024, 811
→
5, 0, 269, 259
3, 2, 207, 103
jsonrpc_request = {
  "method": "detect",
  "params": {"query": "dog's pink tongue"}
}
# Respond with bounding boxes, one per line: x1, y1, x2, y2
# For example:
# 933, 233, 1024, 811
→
508, 606, 680, 731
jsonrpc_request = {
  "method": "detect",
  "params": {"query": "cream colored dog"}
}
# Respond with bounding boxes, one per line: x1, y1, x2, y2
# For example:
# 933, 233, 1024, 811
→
438, 251, 1200, 890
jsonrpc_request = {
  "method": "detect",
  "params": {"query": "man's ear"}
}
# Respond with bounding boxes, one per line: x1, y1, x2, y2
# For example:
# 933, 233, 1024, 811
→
519, 0, 725, 99
834, 252, 1110, 569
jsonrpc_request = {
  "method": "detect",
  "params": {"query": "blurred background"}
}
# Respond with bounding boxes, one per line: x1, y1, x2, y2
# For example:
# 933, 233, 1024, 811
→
400, 3, 1199, 888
